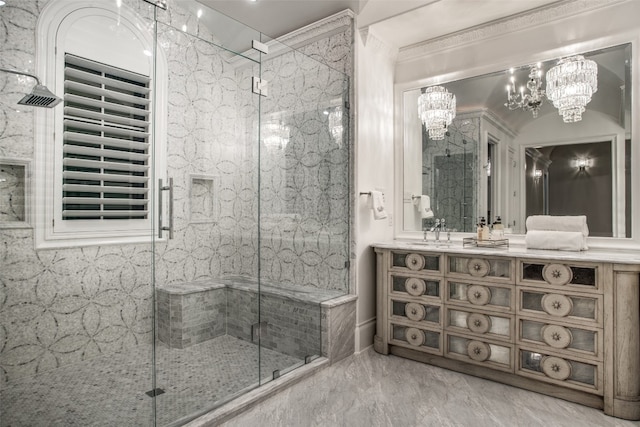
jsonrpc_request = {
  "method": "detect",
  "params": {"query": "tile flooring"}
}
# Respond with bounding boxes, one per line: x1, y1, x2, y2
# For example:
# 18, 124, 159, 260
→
217, 348, 640, 427
0, 335, 301, 427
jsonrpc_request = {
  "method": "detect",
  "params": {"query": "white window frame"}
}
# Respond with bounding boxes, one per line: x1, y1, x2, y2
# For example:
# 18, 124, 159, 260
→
34, 0, 167, 249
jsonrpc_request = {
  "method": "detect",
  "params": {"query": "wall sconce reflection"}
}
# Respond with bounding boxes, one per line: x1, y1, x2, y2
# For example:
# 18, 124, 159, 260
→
534, 169, 543, 179
573, 158, 592, 170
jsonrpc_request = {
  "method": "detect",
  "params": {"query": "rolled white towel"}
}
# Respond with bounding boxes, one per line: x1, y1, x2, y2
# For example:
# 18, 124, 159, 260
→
371, 191, 388, 220
525, 230, 588, 251
525, 215, 589, 236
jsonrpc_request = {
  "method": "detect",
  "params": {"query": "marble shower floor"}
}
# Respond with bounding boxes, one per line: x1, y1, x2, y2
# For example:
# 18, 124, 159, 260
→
217, 348, 640, 427
0, 335, 301, 427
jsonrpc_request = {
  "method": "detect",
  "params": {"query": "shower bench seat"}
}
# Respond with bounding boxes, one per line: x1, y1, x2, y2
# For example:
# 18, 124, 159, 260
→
156, 277, 356, 364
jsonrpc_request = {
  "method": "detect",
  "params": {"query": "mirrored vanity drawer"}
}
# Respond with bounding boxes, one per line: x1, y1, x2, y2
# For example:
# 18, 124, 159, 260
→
447, 255, 514, 283
518, 260, 602, 294
445, 333, 514, 373
446, 280, 515, 313
390, 274, 442, 301
445, 307, 514, 342
390, 322, 442, 355
390, 298, 441, 326
518, 288, 603, 327
518, 347, 603, 395
517, 318, 602, 360
391, 251, 442, 274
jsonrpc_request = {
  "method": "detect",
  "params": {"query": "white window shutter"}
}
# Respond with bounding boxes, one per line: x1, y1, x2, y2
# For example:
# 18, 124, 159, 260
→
62, 54, 151, 220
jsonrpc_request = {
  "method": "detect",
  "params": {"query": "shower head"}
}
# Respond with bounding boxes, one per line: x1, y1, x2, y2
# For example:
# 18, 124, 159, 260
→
0, 67, 62, 108
17, 84, 62, 108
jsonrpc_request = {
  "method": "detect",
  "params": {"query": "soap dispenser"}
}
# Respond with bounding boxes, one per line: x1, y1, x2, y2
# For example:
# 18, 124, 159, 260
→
493, 216, 504, 239
477, 217, 486, 240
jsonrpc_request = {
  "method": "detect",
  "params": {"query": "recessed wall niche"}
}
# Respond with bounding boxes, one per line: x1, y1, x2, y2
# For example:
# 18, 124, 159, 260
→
0, 158, 30, 228
189, 174, 217, 223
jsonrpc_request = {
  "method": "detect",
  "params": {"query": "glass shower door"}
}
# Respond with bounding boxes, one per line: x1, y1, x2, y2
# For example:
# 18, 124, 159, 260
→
150, 2, 264, 425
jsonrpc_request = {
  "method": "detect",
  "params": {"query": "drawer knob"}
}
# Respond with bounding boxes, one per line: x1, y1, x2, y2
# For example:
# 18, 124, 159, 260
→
541, 293, 574, 317
466, 285, 492, 306
405, 253, 425, 271
405, 302, 426, 321
467, 258, 490, 277
405, 278, 426, 296
466, 313, 492, 334
541, 324, 573, 349
542, 264, 573, 286
541, 356, 572, 381
467, 340, 491, 362
405, 327, 425, 346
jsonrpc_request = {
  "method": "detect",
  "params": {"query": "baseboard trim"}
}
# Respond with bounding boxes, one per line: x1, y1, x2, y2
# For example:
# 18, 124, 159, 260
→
355, 317, 376, 353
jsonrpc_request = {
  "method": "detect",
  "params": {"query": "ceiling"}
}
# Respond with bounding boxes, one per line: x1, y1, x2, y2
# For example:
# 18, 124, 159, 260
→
196, 0, 561, 49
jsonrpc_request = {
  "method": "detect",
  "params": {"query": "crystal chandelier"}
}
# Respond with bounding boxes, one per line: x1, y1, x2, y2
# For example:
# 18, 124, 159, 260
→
262, 121, 290, 149
328, 106, 343, 148
546, 55, 598, 123
418, 86, 456, 140
505, 64, 545, 118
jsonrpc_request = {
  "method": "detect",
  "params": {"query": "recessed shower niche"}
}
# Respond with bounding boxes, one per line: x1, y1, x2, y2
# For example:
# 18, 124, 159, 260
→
189, 174, 217, 224
0, 158, 29, 227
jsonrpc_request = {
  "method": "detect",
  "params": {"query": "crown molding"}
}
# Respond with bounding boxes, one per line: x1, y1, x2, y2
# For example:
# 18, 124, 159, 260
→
276, 9, 354, 50
397, 0, 627, 64
359, 27, 398, 61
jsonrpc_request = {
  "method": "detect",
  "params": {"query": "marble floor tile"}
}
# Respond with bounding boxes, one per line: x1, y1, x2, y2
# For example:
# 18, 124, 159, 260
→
217, 348, 640, 427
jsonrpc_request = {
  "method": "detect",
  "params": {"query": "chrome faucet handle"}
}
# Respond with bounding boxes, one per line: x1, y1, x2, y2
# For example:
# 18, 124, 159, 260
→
435, 218, 440, 227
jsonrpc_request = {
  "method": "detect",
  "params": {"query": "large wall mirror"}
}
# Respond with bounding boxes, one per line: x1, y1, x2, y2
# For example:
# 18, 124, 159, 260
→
402, 42, 632, 238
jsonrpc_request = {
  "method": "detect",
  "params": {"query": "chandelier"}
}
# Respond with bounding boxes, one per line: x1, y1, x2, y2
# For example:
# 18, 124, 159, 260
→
262, 121, 290, 149
418, 86, 456, 140
505, 64, 545, 118
546, 55, 598, 123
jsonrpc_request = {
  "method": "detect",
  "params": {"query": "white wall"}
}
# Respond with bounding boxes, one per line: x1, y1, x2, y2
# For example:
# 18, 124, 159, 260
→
353, 27, 397, 352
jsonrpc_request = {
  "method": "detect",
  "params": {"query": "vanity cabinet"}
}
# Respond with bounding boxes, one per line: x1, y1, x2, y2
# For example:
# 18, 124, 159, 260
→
374, 245, 640, 420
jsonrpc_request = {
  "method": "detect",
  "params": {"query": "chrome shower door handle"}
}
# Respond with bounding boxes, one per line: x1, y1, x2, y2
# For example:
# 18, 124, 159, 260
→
158, 178, 174, 239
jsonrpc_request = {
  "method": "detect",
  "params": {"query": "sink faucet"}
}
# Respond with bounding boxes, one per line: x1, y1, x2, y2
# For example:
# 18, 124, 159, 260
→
434, 218, 441, 242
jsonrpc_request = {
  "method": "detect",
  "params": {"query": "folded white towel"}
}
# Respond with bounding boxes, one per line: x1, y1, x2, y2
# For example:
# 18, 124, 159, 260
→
526, 215, 589, 236
414, 195, 434, 219
525, 230, 588, 251
371, 191, 388, 220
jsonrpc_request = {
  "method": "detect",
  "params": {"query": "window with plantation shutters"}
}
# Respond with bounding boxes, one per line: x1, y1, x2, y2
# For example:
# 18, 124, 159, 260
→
35, 3, 167, 248
62, 54, 151, 221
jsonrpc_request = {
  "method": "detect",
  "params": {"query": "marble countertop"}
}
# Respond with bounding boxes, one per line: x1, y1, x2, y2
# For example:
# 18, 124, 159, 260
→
373, 240, 640, 264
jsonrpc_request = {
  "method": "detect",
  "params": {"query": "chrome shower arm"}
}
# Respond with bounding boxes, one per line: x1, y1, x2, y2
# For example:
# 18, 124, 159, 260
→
0, 67, 41, 85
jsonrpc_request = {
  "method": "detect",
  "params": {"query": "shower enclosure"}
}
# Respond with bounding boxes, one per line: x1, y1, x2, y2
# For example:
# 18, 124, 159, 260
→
0, 0, 351, 425
421, 115, 478, 233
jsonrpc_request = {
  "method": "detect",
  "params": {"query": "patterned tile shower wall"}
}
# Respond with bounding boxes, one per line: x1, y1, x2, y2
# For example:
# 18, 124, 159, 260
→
421, 115, 479, 232
0, 0, 354, 385
253, 45, 351, 291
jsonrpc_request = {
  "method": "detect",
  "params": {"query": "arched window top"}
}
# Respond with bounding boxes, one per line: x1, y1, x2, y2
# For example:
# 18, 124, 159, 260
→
34, 0, 167, 248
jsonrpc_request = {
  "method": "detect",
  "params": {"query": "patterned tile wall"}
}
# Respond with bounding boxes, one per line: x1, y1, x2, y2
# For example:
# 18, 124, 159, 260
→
0, 0, 353, 384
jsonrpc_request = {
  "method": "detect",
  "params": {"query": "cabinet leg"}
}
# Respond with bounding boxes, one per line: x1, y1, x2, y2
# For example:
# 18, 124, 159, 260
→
373, 335, 388, 355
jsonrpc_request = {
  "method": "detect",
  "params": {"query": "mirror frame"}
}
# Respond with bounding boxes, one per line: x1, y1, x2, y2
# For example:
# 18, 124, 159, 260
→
394, 28, 640, 249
